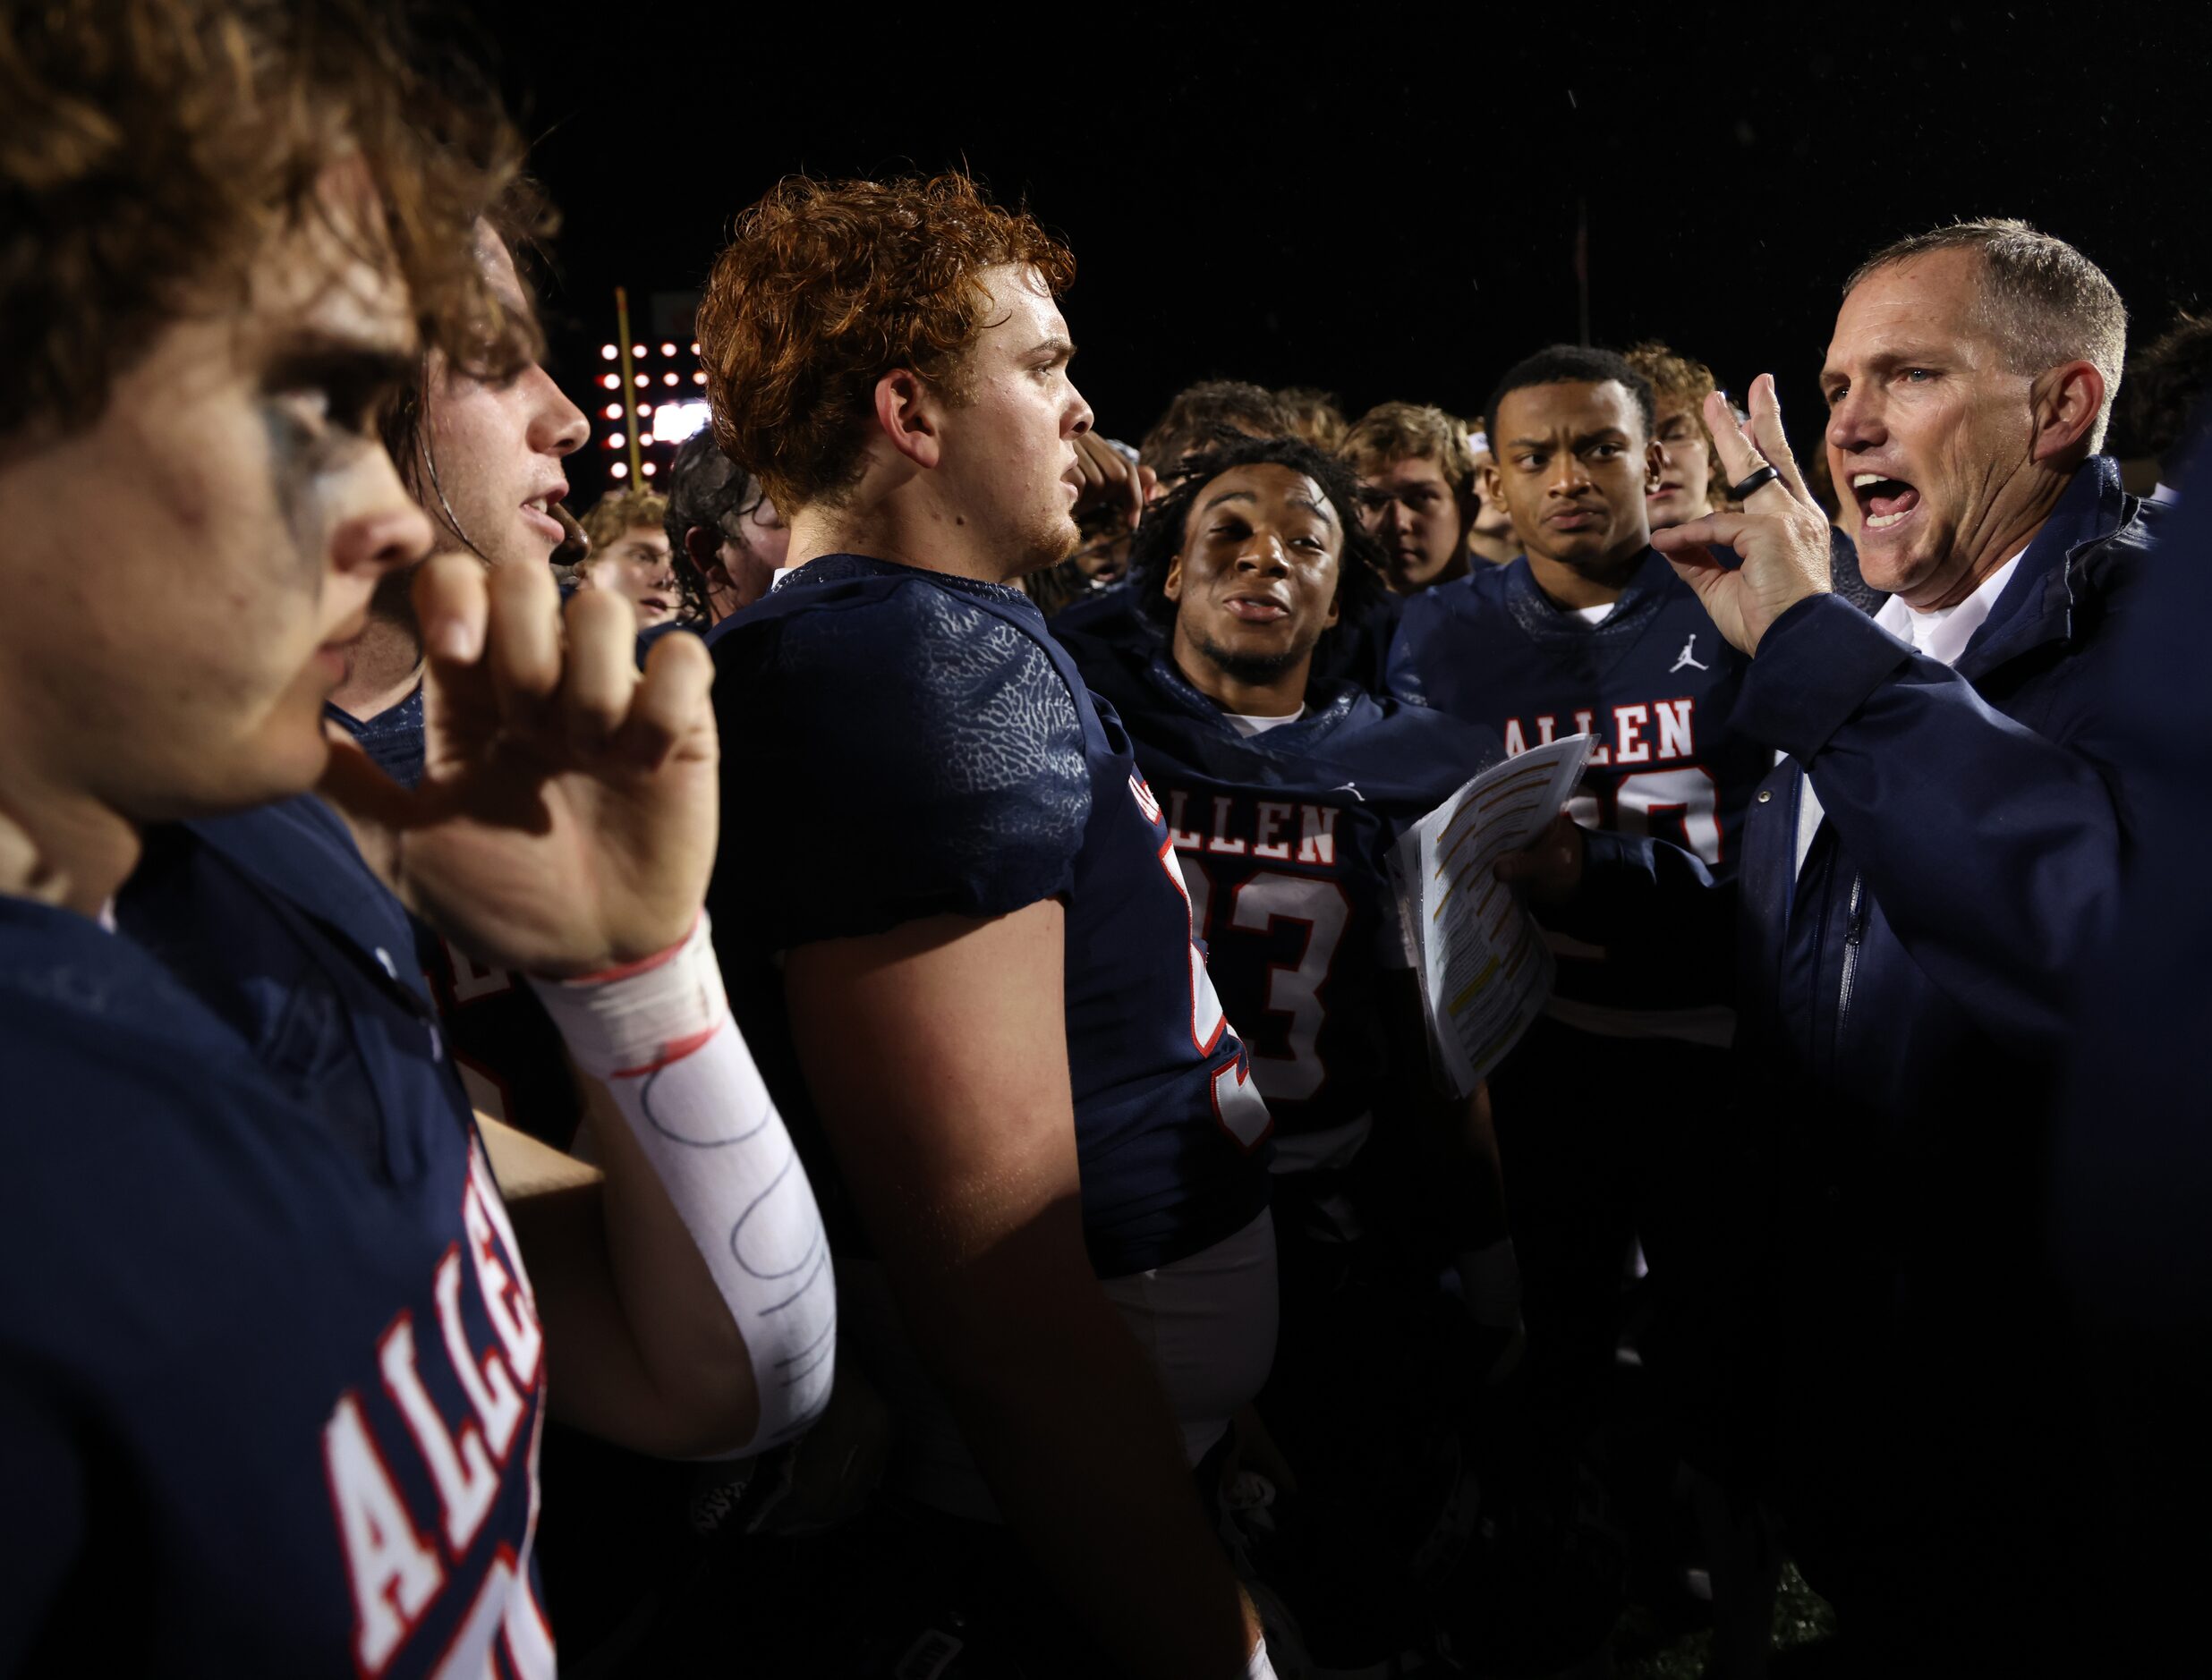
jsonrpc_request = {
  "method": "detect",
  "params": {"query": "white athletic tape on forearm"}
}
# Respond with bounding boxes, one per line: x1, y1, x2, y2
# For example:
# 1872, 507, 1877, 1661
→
530, 914, 834, 1453
1247, 1635, 1277, 1680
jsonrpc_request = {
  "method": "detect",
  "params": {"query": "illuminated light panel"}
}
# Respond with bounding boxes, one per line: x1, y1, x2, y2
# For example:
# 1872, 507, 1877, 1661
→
607, 432, 625, 449
690, 341, 701, 354
632, 344, 646, 359
600, 344, 617, 360
692, 369, 707, 384
662, 371, 678, 386
637, 402, 652, 415
651, 400, 710, 444
642, 462, 657, 478
600, 373, 619, 389
659, 342, 676, 358
634, 374, 649, 387
603, 403, 621, 420
610, 462, 628, 479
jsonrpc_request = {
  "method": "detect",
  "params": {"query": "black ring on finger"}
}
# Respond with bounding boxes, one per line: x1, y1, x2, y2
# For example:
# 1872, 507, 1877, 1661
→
1728, 463, 1782, 501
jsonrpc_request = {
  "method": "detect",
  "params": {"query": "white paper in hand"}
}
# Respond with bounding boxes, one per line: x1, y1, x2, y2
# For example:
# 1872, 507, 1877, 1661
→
1393, 734, 1595, 1096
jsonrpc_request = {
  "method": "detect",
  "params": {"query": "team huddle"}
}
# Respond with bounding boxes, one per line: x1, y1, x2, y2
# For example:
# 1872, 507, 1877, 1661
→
1, 3, 2188, 1677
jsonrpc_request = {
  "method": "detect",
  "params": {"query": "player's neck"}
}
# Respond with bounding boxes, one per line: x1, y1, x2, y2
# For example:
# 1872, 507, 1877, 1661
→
1525, 539, 1647, 611
0, 745, 141, 918
787, 487, 1027, 590
1171, 638, 1307, 721
1468, 529, 1517, 566
330, 615, 424, 722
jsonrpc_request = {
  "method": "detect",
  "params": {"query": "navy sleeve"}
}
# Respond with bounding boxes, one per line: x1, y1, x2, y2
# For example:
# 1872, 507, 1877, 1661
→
1739, 591, 2127, 1056
0, 1378, 82, 1671
1382, 592, 1442, 705
714, 581, 1092, 948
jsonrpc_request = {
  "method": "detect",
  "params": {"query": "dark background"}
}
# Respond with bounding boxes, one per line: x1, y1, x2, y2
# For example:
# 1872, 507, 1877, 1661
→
468, 3, 2212, 505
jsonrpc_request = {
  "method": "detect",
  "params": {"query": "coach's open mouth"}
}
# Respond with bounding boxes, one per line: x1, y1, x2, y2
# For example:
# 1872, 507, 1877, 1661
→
1853, 471, 1919, 530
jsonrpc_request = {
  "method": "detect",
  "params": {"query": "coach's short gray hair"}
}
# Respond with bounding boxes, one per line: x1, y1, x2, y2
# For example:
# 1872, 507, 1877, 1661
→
1844, 218, 2128, 450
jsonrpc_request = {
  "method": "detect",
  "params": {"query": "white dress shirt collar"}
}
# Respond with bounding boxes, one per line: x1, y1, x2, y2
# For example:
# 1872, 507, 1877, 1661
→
1793, 547, 2027, 877
1872, 550, 2025, 669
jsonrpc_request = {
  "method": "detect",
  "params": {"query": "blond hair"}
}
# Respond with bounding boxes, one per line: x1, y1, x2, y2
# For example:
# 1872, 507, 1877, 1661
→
1340, 402, 1475, 501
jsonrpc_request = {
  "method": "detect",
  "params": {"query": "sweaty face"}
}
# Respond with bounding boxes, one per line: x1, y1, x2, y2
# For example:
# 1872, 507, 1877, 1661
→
0, 182, 432, 818
1357, 455, 1468, 593
584, 524, 679, 628
1487, 380, 1655, 573
1646, 403, 1715, 530
419, 233, 588, 571
1164, 462, 1344, 687
932, 263, 1093, 579
1822, 248, 2044, 606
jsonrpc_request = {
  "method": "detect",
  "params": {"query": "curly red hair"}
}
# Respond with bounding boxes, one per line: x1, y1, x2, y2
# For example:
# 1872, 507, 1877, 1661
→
697, 172, 1076, 511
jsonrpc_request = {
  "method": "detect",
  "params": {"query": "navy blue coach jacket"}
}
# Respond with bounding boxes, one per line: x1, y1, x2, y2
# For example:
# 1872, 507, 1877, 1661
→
1555, 457, 2156, 1627
1571, 455, 2151, 1193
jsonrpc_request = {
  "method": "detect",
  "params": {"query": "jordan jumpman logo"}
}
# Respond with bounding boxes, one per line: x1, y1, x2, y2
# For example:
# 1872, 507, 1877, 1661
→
1670, 633, 1710, 674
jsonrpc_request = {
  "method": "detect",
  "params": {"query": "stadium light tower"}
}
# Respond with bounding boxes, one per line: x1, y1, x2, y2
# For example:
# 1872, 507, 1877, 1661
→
590, 289, 710, 500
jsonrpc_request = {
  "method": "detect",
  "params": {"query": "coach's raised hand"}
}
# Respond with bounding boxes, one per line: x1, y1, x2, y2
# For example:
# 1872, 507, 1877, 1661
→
321, 552, 717, 977
1648, 372, 1833, 655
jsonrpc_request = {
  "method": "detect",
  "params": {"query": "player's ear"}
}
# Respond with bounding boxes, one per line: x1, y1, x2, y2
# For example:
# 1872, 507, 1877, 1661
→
1480, 456, 1507, 508
1162, 553, 1185, 604
1645, 436, 1664, 490
1323, 579, 1342, 631
2029, 360, 2104, 463
683, 525, 727, 581
872, 369, 941, 470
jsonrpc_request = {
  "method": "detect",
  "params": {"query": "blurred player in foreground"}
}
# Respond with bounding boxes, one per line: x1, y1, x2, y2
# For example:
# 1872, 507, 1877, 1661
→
0, 4, 830, 1670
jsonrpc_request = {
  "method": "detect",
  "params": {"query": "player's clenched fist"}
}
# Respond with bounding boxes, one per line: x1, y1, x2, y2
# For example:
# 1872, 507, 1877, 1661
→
320, 552, 718, 977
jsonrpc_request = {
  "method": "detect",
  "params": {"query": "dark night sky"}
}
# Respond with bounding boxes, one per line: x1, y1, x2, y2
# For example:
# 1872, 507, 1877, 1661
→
468, 4, 2212, 504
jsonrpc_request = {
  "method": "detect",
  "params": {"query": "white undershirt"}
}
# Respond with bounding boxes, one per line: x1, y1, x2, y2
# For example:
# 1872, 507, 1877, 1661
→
1226, 708, 1305, 738
1870, 553, 2023, 666
1794, 550, 2025, 875
1570, 602, 1613, 625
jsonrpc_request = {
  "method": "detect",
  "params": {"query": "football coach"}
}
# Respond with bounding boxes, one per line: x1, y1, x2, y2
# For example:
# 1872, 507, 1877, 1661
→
1504, 218, 2156, 1676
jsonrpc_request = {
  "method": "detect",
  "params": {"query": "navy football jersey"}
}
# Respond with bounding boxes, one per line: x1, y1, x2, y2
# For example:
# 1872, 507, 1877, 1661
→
1066, 642, 1498, 1165
709, 554, 1272, 1278
4, 799, 550, 1676
328, 688, 427, 789
1389, 547, 1768, 1035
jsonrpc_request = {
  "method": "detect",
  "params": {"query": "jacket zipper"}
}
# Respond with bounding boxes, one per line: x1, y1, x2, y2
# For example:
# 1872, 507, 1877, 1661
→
1836, 871, 1867, 1037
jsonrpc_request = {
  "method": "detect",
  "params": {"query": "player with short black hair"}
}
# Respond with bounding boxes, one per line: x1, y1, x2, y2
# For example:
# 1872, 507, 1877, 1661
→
1484, 344, 1658, 446
1128, 434, 1387, 639
1390, 345, 1771, 1461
